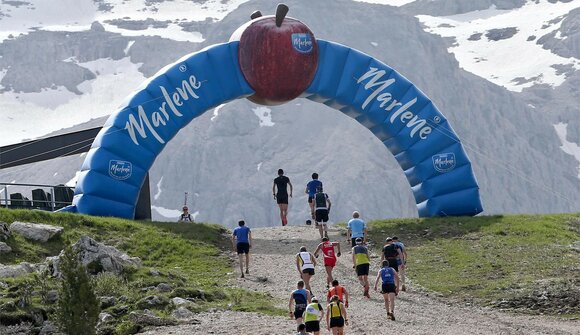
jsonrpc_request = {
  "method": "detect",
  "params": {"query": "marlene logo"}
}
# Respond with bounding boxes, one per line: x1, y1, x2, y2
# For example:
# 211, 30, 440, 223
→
125, 74, 202, 145
357, 67, 432, 140
291, 33, 313, 53
432, 153, 456, 173
109, 160, 132, 180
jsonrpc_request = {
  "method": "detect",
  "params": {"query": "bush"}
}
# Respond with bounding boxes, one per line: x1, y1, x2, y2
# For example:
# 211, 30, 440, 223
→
55, 244, 100, 335
93, 272, 130, 298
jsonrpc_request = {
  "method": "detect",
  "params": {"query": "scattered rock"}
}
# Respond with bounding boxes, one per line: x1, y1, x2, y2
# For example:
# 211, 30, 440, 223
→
0, 242, 12, 253
157, 283, 171, 292
171, 307, 195, 320
0, 222, 10, 240
171, 297, 191, 306
9, 222, 63, 242
256, 276, 268, 283
100, 296, 116, 309
571, 241, 580, 251
49, 235, 141, 276
136, 295, 168, 309
149, 268, 160, 276
39, 320, 58, 335
111, 305, 129, 316
0, 262, 37, 278
98, 312, 115, 324
46, 290, 58, 304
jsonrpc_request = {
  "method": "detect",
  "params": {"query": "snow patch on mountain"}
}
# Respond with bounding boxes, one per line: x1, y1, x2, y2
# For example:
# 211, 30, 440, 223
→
417, 0, 580, 92
0, 0, 249, 42
554, 122, 580, 179
0, 56, 145, 146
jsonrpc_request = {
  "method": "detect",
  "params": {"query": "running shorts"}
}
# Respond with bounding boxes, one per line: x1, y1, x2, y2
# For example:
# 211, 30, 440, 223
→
324, 257, 337, 267
294, 307, 305, 319
381, 283, 396, 294
236, 242, 249, 254
302, 268, 315, 276
305, 321, 320, 332
329, 317, 345, 328
355, 263, 369, 276
387, 258, 399, 272
276, 194, 288, 204
308, 196, 314, 203
315, 209, 329, 222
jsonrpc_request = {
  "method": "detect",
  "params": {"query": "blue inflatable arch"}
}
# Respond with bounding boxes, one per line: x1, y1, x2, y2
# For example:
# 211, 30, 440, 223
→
65, 40, 483, 219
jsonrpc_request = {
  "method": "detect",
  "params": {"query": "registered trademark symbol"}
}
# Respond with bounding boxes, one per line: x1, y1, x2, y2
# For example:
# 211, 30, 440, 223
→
179, 64, 187, 72
433, 116, 441, 123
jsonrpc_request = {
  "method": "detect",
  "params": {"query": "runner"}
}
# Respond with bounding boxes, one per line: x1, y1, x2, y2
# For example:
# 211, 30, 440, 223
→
231, 220, 252, 278
289, 280, 311, 325
380, 237, 404, 290
272, 168, 293, 226
373, 260, 400, 321
326, 280, 349, 308
346, 211, 367, 247
305, 173, 322, 220
351, 237, 371, 298
314, 237, 341, 289
392, 236, 408, 291
313, 186, 331, 239
303, 297, 323, 335
296, 246, 317, 293
177, 206, 193, 222
326, 295, 348, 335
296, 323, 310, 335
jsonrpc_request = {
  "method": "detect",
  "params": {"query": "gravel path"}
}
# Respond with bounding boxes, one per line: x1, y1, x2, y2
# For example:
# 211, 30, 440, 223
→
144, 225, 579, 335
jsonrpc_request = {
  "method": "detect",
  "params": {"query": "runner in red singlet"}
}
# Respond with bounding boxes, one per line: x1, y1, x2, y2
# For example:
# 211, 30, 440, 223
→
314, 237, 341, 289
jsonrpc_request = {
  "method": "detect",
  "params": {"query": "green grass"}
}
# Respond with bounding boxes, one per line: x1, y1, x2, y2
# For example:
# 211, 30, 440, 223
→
367, 214, 580, 317
0, 208, 282, 331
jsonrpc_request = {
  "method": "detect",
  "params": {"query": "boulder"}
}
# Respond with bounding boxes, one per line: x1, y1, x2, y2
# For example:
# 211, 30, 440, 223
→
39, 321, 58, 335
98, 312, 114, 324
0, 242, 11, 253
49, 236, 141, 276
170, 297, 191, 306
171, 307, 195, 320
128, 311, 177, 327
156, 283, 171, 292
9, 222, 63, 242
0, 222, 10, 240
46, 290, 58, 304
0, 262, 36, 278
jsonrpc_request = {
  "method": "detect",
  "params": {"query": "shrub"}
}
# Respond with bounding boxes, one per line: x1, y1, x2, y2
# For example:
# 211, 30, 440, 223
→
93, 272, 129, 298
54, 244, 100, 335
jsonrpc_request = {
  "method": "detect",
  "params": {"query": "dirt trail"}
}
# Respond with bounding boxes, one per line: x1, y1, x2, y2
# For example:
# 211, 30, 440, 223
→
144, 225, 579, 335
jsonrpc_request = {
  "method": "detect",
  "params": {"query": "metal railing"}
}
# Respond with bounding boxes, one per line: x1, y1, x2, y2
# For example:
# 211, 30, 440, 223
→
0, 182, 75, 212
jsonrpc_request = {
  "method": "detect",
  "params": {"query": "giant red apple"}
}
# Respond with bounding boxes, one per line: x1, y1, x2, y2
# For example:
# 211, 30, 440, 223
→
230, 4, 319, 106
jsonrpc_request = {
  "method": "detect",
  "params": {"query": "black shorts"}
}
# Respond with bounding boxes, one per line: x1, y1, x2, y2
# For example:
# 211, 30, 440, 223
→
315, 209, 329, 222
387, 258, 399, 272
294, 308, 305, 319
330, 317, 345, 328
381, 283, 396, 294
305, 321, 320, 332
308, 196, 314, 203
236, 242, 249, 254
302, 268, 315, 276
276, 194, 288, 204
355, 264, 369, 276
351, 238, 360, 248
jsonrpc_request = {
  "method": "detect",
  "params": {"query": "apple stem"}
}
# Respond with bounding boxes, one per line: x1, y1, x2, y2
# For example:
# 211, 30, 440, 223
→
250, 11, 262, 19
275, 3, 289, 27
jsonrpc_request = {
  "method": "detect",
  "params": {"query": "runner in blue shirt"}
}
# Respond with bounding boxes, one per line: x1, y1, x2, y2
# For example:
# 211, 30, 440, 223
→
305, 173, 322, 220
374, 260, 400, 321
232, 220, 252, 278
347, 211, 367, 247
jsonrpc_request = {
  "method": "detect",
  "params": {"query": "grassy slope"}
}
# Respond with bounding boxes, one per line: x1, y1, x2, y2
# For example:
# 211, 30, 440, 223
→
367, 214, 580, 317
0, 209, 283, 333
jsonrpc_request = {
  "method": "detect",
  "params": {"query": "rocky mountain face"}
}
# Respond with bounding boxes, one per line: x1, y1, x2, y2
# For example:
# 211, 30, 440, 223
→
0, 0, 578, 227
